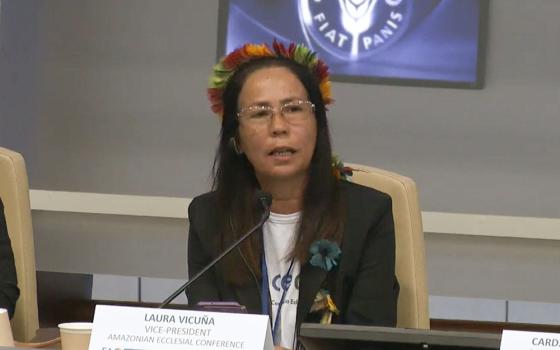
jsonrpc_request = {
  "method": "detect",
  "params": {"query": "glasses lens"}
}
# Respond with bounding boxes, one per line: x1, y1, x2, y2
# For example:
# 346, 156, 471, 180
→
281, 101, 314, 123
240, 106, 272, 124
238, 101, 314, 125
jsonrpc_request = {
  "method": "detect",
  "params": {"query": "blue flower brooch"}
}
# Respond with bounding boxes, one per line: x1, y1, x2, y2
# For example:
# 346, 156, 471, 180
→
309, 239, 341, 272
309, 239, 342, 324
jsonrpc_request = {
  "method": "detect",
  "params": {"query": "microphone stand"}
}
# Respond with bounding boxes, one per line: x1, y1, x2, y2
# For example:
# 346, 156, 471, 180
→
158, 195, 271, 308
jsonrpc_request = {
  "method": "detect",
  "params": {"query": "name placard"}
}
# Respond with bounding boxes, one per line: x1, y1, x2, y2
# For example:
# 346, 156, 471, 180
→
501, 330, 560, 350
89, 305, 272, 350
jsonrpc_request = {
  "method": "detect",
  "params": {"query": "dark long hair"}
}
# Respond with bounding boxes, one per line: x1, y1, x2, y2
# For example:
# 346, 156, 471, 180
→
213, 57, 344, 285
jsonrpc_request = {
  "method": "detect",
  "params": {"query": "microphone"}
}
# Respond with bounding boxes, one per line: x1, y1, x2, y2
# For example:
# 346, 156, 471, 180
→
158, 190, 272, 308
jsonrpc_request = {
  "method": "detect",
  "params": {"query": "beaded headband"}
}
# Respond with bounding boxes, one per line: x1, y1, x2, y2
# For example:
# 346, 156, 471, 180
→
207, 40, 333, 117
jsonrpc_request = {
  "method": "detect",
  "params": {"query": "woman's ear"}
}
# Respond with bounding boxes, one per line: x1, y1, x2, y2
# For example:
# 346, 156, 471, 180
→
229, 136, 243, 155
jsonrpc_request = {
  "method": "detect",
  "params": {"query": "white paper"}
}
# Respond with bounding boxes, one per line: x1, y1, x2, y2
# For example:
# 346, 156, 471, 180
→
501, 330, 560, 350
89, 305, 273, 350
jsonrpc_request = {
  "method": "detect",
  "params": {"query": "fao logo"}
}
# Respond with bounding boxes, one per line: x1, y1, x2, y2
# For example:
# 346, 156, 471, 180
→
299, 0, 412, 60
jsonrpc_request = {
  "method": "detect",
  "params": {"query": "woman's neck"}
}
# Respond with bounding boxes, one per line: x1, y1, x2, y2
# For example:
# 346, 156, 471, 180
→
258, 176, 306, 214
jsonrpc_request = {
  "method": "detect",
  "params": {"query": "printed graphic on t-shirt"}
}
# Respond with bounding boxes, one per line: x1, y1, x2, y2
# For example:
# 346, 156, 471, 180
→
270, 271, 300, 306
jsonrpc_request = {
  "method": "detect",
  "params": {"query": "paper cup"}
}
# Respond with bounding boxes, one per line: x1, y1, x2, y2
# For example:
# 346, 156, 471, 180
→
0, 308, 15, 346
58, 322, 93, 350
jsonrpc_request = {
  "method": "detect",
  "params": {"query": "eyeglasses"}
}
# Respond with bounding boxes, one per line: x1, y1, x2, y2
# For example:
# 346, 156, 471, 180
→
237, 99, 315, 126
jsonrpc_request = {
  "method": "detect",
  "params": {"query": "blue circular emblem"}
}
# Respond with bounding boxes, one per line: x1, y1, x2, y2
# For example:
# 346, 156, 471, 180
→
299, 0, 413, 61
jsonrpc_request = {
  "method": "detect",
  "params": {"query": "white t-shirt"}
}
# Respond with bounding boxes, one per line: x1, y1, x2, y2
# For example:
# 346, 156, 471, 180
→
263, 211, 301, 350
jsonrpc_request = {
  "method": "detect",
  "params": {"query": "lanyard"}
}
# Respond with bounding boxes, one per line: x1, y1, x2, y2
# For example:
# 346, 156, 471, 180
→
261, 253, 295, 346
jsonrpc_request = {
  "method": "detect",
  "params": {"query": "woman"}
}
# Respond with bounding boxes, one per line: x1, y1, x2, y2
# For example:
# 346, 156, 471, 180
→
0, 197, 20, 318
187, 41, 398, 349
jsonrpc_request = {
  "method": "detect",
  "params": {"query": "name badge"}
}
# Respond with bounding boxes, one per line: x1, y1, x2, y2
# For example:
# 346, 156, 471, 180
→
501, 330, 560, 350
89, 305, 272, 350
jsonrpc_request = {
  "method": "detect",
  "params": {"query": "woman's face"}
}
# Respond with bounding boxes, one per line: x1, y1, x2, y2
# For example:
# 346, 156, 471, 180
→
236, 66, 317, 185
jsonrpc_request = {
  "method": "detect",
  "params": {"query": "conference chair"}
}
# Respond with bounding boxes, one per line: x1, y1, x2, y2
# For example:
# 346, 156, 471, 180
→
0, 147, 39, 341
346, 163, 429, 329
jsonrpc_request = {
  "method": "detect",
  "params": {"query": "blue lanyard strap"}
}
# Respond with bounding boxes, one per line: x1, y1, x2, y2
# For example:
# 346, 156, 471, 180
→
261, 253, 295, 346
260, 255, 270, 315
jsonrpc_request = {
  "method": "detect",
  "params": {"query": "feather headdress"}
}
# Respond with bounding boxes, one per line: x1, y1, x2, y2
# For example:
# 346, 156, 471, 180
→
207, 40, 333, 117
